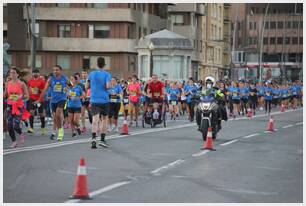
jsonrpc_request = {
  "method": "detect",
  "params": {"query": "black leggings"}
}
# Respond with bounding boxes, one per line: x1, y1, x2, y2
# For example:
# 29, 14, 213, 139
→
7, 107, 23, 142
187, 101, 196, 120
250, 97, 257, 111
265, 100, 272, 114
108, 103, 121, 119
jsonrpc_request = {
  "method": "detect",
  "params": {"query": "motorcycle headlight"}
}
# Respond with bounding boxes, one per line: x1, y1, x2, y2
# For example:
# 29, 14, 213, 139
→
199, 102, 211, 110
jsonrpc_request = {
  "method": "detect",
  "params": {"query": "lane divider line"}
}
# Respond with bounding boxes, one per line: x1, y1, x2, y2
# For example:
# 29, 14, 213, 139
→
220, 139, 238, 146
295, 122, 303, 125
65, 181, 131, 203
242, 133, 260, 139
282, 124, 293, 128
150, 159, 185, 176
192, 150, 210, 157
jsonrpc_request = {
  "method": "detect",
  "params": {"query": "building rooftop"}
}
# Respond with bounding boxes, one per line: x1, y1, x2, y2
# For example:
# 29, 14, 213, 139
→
137, 29, 193, 50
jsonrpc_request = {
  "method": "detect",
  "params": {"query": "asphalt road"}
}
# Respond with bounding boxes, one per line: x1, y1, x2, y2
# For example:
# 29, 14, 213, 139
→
3, 107, 303, 203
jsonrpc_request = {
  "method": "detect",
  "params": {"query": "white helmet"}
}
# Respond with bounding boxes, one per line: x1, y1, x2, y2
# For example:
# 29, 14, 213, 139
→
205, 76, 215, 85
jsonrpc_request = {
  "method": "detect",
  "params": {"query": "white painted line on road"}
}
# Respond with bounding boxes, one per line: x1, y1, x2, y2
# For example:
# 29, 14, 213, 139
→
295, 122, 303, 125
282, 124, 294, 128
57, 170, 75, 175
4, 108, 302, 155
214, 186, 278, 196
150, 159, 185, 176
242, 133, 260, 139
192, 150, 210, 157
65, 181, 131, 203
220, 139, 238, 146
264, 131, 272, 133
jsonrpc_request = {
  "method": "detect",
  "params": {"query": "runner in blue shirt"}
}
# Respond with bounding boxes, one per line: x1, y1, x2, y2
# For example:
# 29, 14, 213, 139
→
183, 78, 198, 122
264, 83, 273, 114
40, 65, 68, 141
67, 75, 85, 137
108, 77, 122, 133
239, 81, 249, 115
256, 81, 265, 111
168, 82, 180, 120
229, 82, 240, 118
87, 57, 112, 149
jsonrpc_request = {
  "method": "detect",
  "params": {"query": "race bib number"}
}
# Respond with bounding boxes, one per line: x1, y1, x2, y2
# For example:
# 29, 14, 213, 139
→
171, 101, 177, 106
130, 91, 137, 96
110, 98, 117, 103
181, 96, 186, 100
293, 92, 297, 95
54, 84, 62, 92
250, 92, 255, 96
123, 99, 129, 103
233, 92, 237, 97
70, 91, 76, 97
9, 94, 19, 101
31, 87, 39, 95
154, 92, 160, 97
266, 92, 270, 96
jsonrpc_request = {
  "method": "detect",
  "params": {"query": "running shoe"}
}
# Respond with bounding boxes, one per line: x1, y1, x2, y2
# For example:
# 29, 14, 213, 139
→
40, 128, 46, 135
57, 128, 64, 141
99, 140, 110, 148
81, 127, 87, 134
10, 141, 18, 148
72, 133, 77, 138
27, 128, 34, 134
91, 139, 97, 149
77, 128, 82, 136
113, 126, 119, 133
50, 133, 55, 140
64, 123, 69, 129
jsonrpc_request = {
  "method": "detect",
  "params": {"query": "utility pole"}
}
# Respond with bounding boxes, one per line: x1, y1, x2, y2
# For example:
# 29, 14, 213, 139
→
258, 3, 269, 82
230, 5, 239, 80
30, 3, 36, 71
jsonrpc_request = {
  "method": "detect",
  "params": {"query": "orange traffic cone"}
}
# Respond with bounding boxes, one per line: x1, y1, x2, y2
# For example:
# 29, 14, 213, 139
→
201, 127, 216, 151
247, 108, 253, 117
70, 157, 90, 199
120, 120, 129, 135
280, 104, 285, 112
266, 116, 275, 132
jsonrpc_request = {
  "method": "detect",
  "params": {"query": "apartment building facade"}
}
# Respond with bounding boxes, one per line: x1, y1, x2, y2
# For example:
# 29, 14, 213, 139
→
168, 3, 205, 81
230, 3, 303, 81
6, 3, 169, 78
200, 3, 226, 80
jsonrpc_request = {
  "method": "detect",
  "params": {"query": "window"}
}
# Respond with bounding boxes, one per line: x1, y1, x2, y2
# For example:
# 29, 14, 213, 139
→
27, 55, 42, 68
270, 37, 276, 44
277, 37, 283, 44
142, 3, 146, 12
143, 27, 147, 36
270, 21, 276, 29
57, 55, 71, 70
200, 40, 203, 52
249, 37, 253, 45
58, 24, 71, 38
300, 37, 303, 44
171, 15, 184, 25
263, 37, 268, 45
138, 26, 142, 39
151, 29, 154, 34
94, 25, 110, 38
238, 22, 241, 30
277, 21, 283, 29
254, 22, 257, 30
285, 37, 290, 44
86, 3, 108, 8
82, 56, 111, 70
249, 22, 253, 30
56, 3, 69, 8
292, 21, 299, 29
286, 21, 291, 29
34, 23, 39, 36
264, 21, 269, 29
292, 37, 298, 44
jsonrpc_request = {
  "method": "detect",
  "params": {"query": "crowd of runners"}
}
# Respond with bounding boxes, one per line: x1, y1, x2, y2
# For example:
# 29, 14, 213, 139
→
3, 57, 303, 149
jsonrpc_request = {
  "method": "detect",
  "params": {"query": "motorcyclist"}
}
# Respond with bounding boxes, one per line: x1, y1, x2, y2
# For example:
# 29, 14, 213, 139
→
196, 76, 228, 131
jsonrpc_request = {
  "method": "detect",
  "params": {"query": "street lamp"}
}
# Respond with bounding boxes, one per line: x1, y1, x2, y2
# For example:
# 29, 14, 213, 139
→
149, 42, 154, 78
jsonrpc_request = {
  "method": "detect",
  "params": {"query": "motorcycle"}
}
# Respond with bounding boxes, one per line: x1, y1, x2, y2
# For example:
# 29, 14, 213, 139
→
195, 94, 221, 141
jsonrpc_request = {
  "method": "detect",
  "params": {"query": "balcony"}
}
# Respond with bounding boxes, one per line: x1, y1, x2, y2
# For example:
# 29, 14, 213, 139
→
24, 6, 136, 22
41, 37, 137, 53
168, 3, 205, 15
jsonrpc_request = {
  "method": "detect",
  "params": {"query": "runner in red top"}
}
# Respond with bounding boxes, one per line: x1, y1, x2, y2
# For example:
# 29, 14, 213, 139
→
147, 74, 165, 120
27, 69, 46, 134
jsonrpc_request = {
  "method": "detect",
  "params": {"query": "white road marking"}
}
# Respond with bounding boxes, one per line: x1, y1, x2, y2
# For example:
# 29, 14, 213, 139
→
150, 159, 185, 175
220, 139, 238, 146
264, 131, 272, 133
253, 166, 289, 171
57, 170, 75, 175
4, 108, 302, 155
295, 122, 303, 125
242, 133, 260, 139
65, 181, 131, 203
192, 150, 210, 157
214, 186, 278, 195
282, 124, 294, 128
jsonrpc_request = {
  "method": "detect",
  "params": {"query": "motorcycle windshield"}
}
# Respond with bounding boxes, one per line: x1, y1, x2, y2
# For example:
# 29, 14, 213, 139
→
200, 95, 214, 103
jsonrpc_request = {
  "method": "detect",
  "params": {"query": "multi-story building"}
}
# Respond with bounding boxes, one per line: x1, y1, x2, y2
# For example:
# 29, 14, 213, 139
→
222, 3, 231, 78
200, 3, 225, 80
6, 3, 169, 78
168, 3, 205, 80
231, 3, 303, 81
